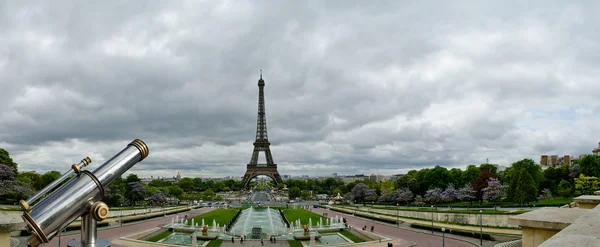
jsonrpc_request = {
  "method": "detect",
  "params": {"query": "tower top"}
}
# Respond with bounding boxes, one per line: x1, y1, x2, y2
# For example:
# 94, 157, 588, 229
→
258, 70, 265, 86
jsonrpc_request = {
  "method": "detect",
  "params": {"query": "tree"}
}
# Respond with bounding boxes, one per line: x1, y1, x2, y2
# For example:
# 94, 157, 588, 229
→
0, 164, 34, 201
574, 174, 599, 196
0, 148, 18, 175
350, 183, 376, 203
505, 159, 543, 200
394, 174, 418, 194
462, 165, 480, 186
151, 191, 168, 205
0, 164, 15, 181
127, 182, 146, 205
538, 188, 552, 205
441, 183, 459, 205
448, 168, 463, 187
471, 171, 493, 204
393, 189, 413, 206
482, 178, 506, 209
424, 187, 443, 204
16, 172, 43, 190
458, 184, 476, 207
579, 155, 600, 178
569, 164, 580, 179
169, 186, 184, 199
479, 163, 498, 176
513, 169, 537, 206
289, 187, 301, 200
126, 174, 141, 183
40, 171, 61, 189
557, 180, 573, 198
0, 180, 34, 201
377, 192, 393, 203
423, 166, 451, 189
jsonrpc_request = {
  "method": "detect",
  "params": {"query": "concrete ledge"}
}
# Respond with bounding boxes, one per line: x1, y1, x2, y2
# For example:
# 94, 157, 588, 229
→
573, 195, 600, 204
0, 212, 24, 232
539, 204, 600, 246
508, 208, 587, 231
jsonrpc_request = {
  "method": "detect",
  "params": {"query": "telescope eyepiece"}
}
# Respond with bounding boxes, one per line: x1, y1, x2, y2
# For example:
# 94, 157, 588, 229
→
128, 139, 149, 161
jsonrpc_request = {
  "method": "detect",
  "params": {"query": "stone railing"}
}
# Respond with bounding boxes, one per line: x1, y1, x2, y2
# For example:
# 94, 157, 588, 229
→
509, 193, 600, 247
331, 205, 519, 228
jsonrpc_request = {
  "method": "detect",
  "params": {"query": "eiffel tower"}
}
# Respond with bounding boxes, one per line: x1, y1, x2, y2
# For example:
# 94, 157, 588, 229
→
241, 71, 283, 189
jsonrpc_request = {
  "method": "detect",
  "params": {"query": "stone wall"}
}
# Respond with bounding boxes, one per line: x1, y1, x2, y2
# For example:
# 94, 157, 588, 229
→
332, 206, 519, 228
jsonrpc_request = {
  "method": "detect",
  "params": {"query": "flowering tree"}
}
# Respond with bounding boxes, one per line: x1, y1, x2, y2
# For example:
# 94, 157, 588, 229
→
378, 192, 393, 203
393, 189, 414, 206
482, 177, 506, 209
537, 188, 552, 206
351, 183, 377, 203
441, 183, 459, 205
151, 190, 168, 205
0, 180, 34, 201
458, 184, 476, 208
127, 182, 146, 205
343, 192, 353, 203
0, 164, 15, 181
424, 187, 443, 204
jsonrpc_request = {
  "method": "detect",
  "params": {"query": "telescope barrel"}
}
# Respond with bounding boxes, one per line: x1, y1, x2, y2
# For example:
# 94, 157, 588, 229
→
22, 139, 149, 246
20, 157, 92, 211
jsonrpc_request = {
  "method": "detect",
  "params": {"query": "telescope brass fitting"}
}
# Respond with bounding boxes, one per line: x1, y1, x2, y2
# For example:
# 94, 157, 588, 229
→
19, 200, 30, 213
91, 201, 109, 221
72, 157, 92, 175
129, 139, 149, 161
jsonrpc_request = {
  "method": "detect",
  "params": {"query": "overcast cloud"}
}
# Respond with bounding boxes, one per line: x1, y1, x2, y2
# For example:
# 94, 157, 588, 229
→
1, 1, 600, 179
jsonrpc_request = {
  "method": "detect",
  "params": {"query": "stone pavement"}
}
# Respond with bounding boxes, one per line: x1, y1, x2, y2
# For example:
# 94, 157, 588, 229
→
15, 207, 215, 247
313, 208, 480, 247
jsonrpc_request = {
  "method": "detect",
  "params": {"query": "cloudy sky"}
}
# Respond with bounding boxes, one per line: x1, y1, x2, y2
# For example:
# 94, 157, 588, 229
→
1, 1, 599, 179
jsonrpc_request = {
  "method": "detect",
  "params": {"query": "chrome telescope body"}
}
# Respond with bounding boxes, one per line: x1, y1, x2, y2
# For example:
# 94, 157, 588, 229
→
21, 139, 149, 247
20, 157, 92, 212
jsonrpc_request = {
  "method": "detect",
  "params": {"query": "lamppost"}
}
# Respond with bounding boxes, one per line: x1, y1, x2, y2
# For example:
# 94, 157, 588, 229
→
431, 205, 434, 234
442, 228, 445, 247
396, 203, 399, 227
479, 209, 483, 246
120, 203, 123, 226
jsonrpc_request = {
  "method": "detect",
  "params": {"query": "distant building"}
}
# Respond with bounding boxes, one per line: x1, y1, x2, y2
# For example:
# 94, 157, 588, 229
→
594, 142, 600, 156
540, 155, 573, 169
369, 174, 386, 183
332, 173, 338, 177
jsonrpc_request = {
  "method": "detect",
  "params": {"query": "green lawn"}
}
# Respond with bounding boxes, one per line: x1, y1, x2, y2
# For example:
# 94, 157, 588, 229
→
283, 209, 326, 226
206, 239, 223, 247
189, 208, 239, 226
146, 231, 172, 242
288, 240, 303, 247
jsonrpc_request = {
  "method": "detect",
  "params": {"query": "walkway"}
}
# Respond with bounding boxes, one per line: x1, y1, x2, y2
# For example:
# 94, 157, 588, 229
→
19, 207, 216, 247
313, 208, 477, 247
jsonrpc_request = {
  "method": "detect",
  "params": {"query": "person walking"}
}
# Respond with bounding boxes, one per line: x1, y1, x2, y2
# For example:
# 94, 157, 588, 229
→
261, 238, 264, 246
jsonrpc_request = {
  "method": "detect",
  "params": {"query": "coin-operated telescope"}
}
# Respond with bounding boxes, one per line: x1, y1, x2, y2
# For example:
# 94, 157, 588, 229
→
19, 139, 149, 247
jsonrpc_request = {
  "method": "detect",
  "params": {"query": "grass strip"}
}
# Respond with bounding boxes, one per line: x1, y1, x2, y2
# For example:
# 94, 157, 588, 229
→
190, 209, 239, 226
207, 239, 224, 247
146, 231, 172, 242
283, 209, 326, 226
288, 240, 303, 247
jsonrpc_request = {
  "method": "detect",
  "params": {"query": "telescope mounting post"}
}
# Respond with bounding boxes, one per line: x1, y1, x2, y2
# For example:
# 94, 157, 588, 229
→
67, 201, 110, 247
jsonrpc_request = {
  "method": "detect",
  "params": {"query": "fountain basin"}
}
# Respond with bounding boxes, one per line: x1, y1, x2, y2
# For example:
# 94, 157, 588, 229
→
293, 231, 321, 240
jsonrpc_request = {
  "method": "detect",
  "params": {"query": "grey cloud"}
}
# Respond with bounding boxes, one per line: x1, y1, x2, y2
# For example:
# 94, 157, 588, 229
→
2, 1, 600, 178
